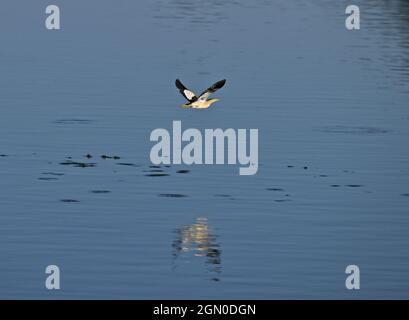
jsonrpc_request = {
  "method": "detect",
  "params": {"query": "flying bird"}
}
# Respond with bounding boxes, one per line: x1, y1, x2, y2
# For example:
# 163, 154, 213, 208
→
175, 79, 226, 109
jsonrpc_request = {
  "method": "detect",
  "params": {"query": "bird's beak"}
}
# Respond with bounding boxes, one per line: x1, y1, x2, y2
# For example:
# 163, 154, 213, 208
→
181, 104, 190, 108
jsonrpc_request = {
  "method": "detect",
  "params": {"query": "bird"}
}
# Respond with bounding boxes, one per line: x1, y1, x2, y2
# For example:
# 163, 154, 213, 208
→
175, 79, 226, 109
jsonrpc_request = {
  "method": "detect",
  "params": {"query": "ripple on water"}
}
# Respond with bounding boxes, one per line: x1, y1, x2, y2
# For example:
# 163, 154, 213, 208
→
90, 190, 111, 194
101, 155, 121, 160
145, 173, 169, 177
60, 199, 80, 203
42, 172, 65, 176
266, 188, 285, 191
116, 163, 140, 167
54, 119, 94, 124
176, 170, 190, 174
158, 194, 187, 198
59, 160, 96, 168
319, 126, 389, 135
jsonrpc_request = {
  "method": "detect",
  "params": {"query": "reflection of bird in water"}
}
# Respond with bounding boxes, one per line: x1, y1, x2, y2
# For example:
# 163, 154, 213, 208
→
175, 79, 226, 109
172, 217, 221, 280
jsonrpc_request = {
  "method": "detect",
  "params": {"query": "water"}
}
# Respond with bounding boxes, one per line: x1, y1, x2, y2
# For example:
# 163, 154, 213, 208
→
0, 0, 409, 299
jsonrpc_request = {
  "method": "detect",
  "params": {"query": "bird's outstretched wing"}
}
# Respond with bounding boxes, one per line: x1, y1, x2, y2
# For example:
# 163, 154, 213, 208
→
198, 79, 226, 101
175, 79, 197, 102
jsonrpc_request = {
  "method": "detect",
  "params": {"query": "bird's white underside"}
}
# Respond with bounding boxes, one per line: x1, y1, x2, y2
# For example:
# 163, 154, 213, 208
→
184, 90, 196, 100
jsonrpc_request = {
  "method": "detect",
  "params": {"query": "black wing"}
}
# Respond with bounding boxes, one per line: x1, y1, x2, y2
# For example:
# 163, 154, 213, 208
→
175, 79, 197, 102
198, 79, 226, 101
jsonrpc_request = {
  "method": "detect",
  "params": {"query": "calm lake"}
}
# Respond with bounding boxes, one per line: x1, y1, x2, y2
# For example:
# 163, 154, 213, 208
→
0, 0, 408, 299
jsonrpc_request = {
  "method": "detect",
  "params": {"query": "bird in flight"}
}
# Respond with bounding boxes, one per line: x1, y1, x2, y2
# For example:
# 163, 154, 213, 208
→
175, 79, 226, 109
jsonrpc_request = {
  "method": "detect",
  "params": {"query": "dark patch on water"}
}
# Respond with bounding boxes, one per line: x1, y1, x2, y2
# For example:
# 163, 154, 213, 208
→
401, 193, 409, 197
274, 199, 292, 202
266, 188, 284, 191
177, 170, 190, 174
320, 126, 388, 135
319, 175, 328, 177
287, 165, 294, 168
38, 177, 59, 181
346, 184, 363, 188
90, 190, 111, 194
145, 173, 169, 177
213, 194, 232, 198
84, 154, 92, 159
0, 154, 8, 157
158, 193, 187, 198
60, 199, 80, 203
331, 184, 340, 187
42, 172, 65, 176
59, 160, 96, 168
303, 166, 308, 170
54, 119, 94, 124
150, 165, 161, 168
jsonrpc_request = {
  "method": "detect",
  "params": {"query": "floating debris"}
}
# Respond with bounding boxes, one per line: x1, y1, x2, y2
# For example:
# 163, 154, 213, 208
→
346, 184, 362, 188
85, 154, 93, 159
